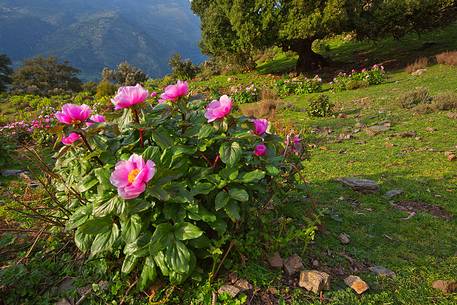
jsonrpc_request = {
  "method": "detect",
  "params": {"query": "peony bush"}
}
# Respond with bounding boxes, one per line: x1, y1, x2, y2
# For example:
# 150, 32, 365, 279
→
52, 81, 307, 289
331, 64, 386, 92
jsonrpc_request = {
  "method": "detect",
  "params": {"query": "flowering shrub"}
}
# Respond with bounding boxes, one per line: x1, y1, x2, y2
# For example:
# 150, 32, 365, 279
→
51, 81, 309, 288
0, 111, 58, 144
331, 65, 385, 91
276, 75, 322, 97
232, 84, 259, 105
306, 94, 334, 117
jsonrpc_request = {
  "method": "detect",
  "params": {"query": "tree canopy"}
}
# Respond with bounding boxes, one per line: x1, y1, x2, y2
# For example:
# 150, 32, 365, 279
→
102, 61, 148, 86
12, 56, 82, 95
192, 0, 457, 73
0, 54, 13, 92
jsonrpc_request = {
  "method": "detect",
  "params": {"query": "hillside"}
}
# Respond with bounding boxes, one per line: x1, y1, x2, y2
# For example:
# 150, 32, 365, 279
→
0, 0, 204, 80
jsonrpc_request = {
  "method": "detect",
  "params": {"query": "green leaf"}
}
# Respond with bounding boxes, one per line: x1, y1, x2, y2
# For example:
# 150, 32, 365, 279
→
121, 214, 142, 244
149, 223, 174, 255
229, 188, 249, 202
219, 142, 241, 167
165, 240, 191, 274
142, 146, 161, 162
67, 205, 92, 230
74, 228, 94, 252
197, 124, 215, 139
79, 218, 112, 235
224, 201, 241, 222
219, 167, 239, 181
191, 182, 215, 195
121, 255, 138, 274
240, 170, 265, 183
79, 176, 98, 192
266, 165, 280, 176
94, 168, 112, 190
93, 197, 120, 217
154, 251, 170, 276
174, 222, 203, 241
215, 191, 230, 211
123, 233, 151, 258
138, 257, 157, 290
151, 127, 174, 149
90, 223, 119, 255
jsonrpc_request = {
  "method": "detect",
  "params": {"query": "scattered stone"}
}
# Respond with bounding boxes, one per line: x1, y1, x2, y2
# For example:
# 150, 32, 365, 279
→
284, 254, 304, 276
398, 131, 417, 138
445, 151, 456, 161
344, 275, 369, 294
385, 189, 404, 198
233, 279, 252, 292
412, 68, 427, 76
299, 270, 331, 294
369, 266, 396, 277
425, 127, 437, 132
312, 259, 320, 267
218, 284, 241, 298
337, 177, 380, 194
268, 252, 284, 269
365, 125, 390, 136
431, 280, 457, 294
1, 169, 28, 177
339, 233, 351, 245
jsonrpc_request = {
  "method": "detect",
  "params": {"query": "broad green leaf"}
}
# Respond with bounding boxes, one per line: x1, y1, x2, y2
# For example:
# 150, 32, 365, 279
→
79, 217, 112, 235
142, 146, 161, 162
229, 188, 249, 202
121, 255, 138, 274
163, 203, 186, 222
93, 197, 120, 217
266, 165, 280, 176
165, 240, 191, 274
94, 167, 112, 190
138, 257, 157, 290
219, 167, 239, 181
224, 201, 241, 222
74, 228, 94, 252
149, 223, 174, 255
197, 124, 215, 139
123, 233, 151, 258
219, 142, 241, 167
239, 170, 265, 183
215, 191, 230, 211
174, 222, 203, 241
79, 176, 98, 192
90, 223, 119, 255
191, 182, 215, 195
154, 251, 170, 276
121, 214, 142, 244
67, 205, 92, 230
151, 127, 174, 149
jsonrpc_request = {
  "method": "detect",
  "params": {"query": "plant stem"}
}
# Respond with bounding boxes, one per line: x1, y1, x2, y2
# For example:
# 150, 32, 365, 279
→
78, 131, 103, 166
132, 108, 144, 148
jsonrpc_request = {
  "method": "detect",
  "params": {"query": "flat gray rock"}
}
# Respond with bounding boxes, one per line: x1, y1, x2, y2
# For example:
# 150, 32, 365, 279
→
385, 189, 404, 198
338, 177, 380, 193
1, 169, 28, 176
369, 266, 396, 277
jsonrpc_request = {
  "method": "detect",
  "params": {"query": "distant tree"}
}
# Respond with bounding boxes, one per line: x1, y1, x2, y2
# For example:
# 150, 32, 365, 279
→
192, 0, 457, 73
12, 56, 82, 95
169, 53, 199, 80
102, 61, 148, 86
96, 80, 117, 98
81, 81, 98, 95
0, 54, 13, 92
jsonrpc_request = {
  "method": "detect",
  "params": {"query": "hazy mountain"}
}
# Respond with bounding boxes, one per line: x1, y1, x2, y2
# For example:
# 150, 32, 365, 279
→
0, 0, 204, 80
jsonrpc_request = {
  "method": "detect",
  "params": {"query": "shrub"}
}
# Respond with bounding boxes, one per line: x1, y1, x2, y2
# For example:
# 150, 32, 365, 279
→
432, 92, 457, 110
332, 64, 386, 91
169, 53, 200, 80
96, 80, 117, 98
232, 84, 259, 105
405, 57, 428, 74
306, 94, 334, 117
51, 82, 313, 289
276, 75, 322, 97
398, 87, 432, 109
436, 51, 457, 66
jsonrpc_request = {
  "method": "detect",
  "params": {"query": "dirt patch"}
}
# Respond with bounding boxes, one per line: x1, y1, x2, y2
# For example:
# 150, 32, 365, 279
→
392, 201, 453, 221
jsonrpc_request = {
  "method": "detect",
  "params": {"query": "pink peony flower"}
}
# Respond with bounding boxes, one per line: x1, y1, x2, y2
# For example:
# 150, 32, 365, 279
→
205, 95, 233, 123
111, 84, 149, 110
86, 114, 106, 126
151, 91, 158, 97
62, 133, 81, 145
55, 104, 92, 125
253, 119, 269, 136
110, 153, 156, 200
254, 143, 267, 156
160, 80, 188, 101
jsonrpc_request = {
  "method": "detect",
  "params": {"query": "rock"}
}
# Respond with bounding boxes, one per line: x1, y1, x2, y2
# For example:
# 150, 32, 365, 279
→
55, 299, 72, 305
432, 280, 457, 294
337, 177, 380, 193
344, 275, 369, 294
365, 125, 390, 136
218, 284, 241, 298
268, 252, 284, 269
445, 151, 456, 161
339, 233, 351, 245
412, 68, 427, 76
284, 254, 304, 276
312, 259, 319, 267
369, 266, 396, 277
398, 131, 417, 138
1, 169, 28, 177
299, 270, 331, 294
385, 189, 404, 198
425, 127, 437, 132
234, 279, 252, 292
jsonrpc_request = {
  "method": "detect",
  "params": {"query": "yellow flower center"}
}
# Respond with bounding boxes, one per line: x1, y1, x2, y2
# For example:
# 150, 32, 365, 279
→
128, 169, 140, 183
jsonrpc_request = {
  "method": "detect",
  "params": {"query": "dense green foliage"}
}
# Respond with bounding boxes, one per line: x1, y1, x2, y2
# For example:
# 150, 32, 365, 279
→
11, 56, 82, 96
0, 54, 13, 92
192, 0, 457, 73
102, 62, 148, 86
169, 53, 200, 81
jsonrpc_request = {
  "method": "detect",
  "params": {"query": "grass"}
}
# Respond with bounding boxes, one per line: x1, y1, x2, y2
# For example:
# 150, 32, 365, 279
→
2, 24, 457, 305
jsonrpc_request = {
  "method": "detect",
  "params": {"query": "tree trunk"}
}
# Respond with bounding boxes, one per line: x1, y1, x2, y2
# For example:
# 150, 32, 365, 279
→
287, 38, 326, 74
